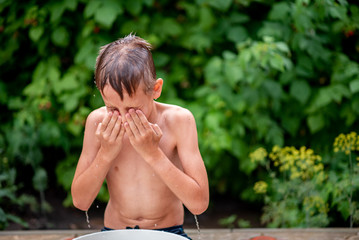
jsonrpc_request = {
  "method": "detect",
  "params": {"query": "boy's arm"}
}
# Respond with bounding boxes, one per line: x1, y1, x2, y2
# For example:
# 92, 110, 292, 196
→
71, 110, 124, 211
125, 108, 209, 215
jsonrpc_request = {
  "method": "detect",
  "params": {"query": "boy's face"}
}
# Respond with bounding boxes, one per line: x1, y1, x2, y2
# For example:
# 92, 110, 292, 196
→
101, 80, 162, 123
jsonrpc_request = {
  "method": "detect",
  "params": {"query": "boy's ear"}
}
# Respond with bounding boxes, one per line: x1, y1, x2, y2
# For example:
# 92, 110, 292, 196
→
153, 78, 163, 99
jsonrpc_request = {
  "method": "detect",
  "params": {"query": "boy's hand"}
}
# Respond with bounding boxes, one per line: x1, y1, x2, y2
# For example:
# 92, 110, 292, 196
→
124, 109, 162, 160
95, 111, 125, 161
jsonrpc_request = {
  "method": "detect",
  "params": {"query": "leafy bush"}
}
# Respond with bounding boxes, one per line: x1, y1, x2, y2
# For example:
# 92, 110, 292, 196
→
251, 146, 329, 227
251, 132, 359, 227
1, 0, 359, 228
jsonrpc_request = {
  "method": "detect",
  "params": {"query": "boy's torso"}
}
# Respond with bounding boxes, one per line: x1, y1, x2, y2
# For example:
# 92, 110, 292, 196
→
94, 103, 185, 229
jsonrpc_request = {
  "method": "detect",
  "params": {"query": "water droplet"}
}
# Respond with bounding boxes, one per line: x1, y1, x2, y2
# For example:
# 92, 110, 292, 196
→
194, 215, 201, 240
85, 211, 91, 228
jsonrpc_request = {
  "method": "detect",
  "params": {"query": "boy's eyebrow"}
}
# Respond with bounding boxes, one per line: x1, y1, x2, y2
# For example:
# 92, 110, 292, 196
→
106, 105, 140, 110
125, 106, 139, 111
106, 105, 118, 110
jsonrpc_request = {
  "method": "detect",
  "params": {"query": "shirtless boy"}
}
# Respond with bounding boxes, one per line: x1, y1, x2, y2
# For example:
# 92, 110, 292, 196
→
71, 34, 209, 239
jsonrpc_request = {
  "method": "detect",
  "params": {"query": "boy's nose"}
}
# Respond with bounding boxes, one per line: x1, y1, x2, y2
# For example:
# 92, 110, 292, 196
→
119, 110, 127, 123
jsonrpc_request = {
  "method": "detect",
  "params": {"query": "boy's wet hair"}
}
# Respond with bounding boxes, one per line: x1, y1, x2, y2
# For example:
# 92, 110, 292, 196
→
95, 34, 157, 99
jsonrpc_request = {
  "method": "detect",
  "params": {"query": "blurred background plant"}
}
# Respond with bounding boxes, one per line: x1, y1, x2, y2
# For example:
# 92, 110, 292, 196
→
251, 146, 329, 227
332, 132, 359, 227
1, 0, 359, 229
218, 214, 251, 229
250, 132, 359, 228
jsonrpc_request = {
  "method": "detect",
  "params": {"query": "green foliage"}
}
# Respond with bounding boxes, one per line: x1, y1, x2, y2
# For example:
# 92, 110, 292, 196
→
1, 0, 359, 228
332, 132, 359, 227
219, 214, 251, 229
0, 155, 37, 229
251, 132, 359, 227
251, 146, 330, 227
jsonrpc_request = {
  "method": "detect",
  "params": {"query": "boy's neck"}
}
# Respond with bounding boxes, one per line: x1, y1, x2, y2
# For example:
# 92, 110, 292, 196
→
147, 101, 159, 123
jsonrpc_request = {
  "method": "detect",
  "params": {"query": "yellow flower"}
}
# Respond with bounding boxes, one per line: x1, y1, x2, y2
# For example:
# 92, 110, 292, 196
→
249, 147, 268, 164
253, 181, 268, 194
333, 132, 359, 155
268, 145, 323, 181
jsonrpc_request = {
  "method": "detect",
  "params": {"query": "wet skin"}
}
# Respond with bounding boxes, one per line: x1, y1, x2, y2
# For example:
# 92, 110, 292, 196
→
71, 82, 209, 229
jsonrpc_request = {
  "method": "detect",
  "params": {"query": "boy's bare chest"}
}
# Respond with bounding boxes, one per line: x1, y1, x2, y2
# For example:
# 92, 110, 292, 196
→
109, 129, 180, 176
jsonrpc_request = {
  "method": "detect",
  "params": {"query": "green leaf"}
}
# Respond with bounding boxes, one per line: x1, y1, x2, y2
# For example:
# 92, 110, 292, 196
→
23, 78, 46, 97
204, 56, 223, 84
29, 26, 44, 42
328, 5, 346, 20
153, 52, 170, 67
269, 53, 285, 72
349, 79, 359, 93
161, 18, 182, 37
51, 26, 69, 47
6, 213, 29, 228
52, 73, 79, 96
268, 2, 291, 21
64, 0, 77, 11
0, 82, 7, 104
207, 0, 232, 12
49, 2, 66, 22
74, 39, 97, 69
231, 139, 246, 159
282, 114, 301, 136
199, 7, 215, 30
307, 114, 325, 133
124, 0, 142, 16
263, 80, 282, 99
227, 26, 248, 43
48, 66, 61, 85
308, 87, 332, 112
330, 84, 350, 103
0, 208, 7, 226
33, 168, 47, 192
229, 12, 249, 24
290, 80, 311, 104
219, 214, 237, 226
266, 123, 284, 146
94, 1, 122, 28
84, 0, 102, 18
337, 201, 350, 220
224, 60, 242, 87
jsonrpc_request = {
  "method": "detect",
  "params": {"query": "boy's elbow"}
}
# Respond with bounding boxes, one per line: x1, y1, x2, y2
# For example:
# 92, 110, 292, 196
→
71, 188, 91, 211
189, 196, 209, 215
72, 197, 91, 211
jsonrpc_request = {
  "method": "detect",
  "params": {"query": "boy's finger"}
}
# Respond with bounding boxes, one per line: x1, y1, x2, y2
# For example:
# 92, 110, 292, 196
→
100, 111, 112, 132
96, 123, 102, 135
151, 123, 162, 137
104, 112, 119, 134
109, 116, 122, 141
116, 122, 125, 142
124, 122, 135, 139
136, 110, 151, 131
129, 109, 145, 133
126, 112, 140, 136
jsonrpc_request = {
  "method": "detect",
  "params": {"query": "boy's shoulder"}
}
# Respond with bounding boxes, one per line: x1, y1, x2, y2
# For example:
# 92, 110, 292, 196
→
86, 106, 107, 124
158, 103, 195, 124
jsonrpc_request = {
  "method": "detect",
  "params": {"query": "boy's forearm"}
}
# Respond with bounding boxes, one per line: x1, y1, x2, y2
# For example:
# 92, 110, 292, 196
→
147, 148, 209, 215
71, 150, 113, 211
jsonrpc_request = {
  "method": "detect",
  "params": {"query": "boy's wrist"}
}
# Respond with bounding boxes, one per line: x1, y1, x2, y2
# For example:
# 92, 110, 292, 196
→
97, 147, 118, 164
144, 147, 165, 165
